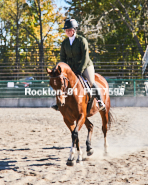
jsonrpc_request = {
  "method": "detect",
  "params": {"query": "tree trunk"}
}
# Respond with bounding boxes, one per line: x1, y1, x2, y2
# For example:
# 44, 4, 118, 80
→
38, 0, 44, 80
16, 0, 19, 80
133, 35, 144, 57
39, 43, 44, 79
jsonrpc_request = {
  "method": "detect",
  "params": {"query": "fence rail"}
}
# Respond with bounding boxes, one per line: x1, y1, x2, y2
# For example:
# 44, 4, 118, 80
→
0, 44, 146, 80
0, 79, 148, 98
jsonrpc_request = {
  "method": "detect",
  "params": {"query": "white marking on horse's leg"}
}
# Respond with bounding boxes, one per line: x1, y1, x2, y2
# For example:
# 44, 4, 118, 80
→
77, 149, 83, 161
104, 137, 108, 155
68, 144, 75, 160
104, 137, 109, 147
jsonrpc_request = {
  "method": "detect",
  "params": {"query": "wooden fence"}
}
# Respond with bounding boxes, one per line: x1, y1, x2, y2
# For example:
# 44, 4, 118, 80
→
0, 44, 146, 80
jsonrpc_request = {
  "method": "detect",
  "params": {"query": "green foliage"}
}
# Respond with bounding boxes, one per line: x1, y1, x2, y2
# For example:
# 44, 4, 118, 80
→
66, 0, 148, 78
67, 0, 147, 50
0, 0, 65, 80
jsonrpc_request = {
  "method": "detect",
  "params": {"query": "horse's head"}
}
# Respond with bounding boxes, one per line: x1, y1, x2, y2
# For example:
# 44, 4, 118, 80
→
46, 65, 69, 106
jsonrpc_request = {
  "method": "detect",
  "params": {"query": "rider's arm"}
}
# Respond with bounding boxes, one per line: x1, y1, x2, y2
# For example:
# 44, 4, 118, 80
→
60, 41, 67, 63
77, 37, 92, 74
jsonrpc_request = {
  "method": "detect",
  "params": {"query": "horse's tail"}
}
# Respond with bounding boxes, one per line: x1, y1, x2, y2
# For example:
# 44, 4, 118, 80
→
108, 109, 114, 129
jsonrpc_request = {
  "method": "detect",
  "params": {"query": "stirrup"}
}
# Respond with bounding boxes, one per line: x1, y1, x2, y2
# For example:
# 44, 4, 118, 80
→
97, 100, 106, 111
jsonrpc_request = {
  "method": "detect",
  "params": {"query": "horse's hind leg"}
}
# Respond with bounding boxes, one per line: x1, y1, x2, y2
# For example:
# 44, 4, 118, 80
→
85, 118, 94, 156
100, 111, 109, 154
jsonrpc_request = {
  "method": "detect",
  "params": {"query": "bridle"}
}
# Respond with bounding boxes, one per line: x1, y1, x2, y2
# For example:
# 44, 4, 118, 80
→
50, 73, 79, 97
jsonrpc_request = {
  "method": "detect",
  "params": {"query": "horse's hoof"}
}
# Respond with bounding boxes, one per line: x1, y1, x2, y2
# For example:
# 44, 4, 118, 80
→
87, 149, 94, 156
66, 159, 75, 166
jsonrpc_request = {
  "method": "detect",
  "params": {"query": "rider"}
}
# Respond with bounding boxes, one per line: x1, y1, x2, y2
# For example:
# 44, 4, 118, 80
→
52, 19, 105, 111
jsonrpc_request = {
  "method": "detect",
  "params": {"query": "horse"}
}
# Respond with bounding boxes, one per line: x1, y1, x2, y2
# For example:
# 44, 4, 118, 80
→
47, 62, 112, 166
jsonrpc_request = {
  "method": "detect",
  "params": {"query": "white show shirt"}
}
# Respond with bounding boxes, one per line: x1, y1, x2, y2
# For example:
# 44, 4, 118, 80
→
69, 32, 76, 45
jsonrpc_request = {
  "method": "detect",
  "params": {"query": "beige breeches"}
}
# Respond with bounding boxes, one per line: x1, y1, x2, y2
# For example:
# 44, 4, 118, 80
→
82, 65, 95, 87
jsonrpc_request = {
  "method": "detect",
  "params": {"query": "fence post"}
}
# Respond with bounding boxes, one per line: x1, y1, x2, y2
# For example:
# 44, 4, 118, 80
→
134, 80, 136, 96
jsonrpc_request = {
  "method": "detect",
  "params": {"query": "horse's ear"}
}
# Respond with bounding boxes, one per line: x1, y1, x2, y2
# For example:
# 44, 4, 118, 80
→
57, 65, 62, 74
46, 68, 52, 75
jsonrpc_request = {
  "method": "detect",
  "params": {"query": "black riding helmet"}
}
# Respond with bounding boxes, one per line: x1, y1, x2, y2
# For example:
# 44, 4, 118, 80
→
63, 19, 78, 29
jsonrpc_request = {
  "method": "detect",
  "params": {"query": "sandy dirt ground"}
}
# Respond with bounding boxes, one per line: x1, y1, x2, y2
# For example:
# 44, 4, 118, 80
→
0, 107, 148, 185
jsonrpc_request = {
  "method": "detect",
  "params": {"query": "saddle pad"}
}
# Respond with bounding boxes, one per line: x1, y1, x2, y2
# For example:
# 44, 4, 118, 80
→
77, 75, 91, 92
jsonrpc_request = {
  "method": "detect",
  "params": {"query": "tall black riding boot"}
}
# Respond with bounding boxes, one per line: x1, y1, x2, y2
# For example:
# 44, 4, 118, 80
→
91, 83, 106, 111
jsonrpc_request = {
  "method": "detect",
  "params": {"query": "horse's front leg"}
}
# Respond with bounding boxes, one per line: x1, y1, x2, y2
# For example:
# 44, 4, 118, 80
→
100, 111, 109, 154
68, 142, 75, 163
74, 114, 86, 164
75, 128, 83, 163
64, 114, 85, 165
67, 127, 82, 166
63, 118, 76, 166
85, 118, 94, 156
69, 114, 85, 164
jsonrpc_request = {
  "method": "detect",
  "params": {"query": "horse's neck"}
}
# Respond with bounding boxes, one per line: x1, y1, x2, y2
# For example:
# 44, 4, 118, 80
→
67, 72, 78, 88
67, 71, 83, 95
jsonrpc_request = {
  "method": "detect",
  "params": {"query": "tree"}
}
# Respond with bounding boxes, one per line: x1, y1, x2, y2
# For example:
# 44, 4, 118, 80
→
0, 0, 27, 79
0, 0, 65, 79
66, 0, 148, 57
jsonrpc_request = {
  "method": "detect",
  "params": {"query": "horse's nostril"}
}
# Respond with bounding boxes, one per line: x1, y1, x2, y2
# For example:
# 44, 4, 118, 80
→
61, 103, 65, 106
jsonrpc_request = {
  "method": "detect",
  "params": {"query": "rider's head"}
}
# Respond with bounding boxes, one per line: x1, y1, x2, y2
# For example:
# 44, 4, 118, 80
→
63, 19, 78, 37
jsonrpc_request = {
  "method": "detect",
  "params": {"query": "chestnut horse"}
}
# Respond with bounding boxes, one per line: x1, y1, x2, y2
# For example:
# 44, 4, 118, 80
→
47, 62, 112, 166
